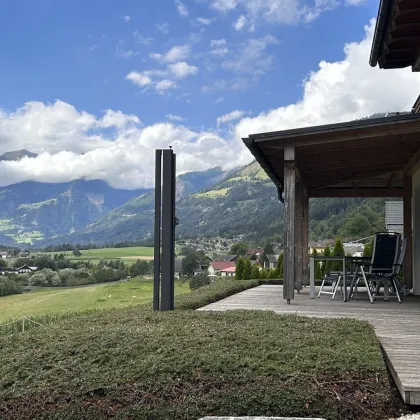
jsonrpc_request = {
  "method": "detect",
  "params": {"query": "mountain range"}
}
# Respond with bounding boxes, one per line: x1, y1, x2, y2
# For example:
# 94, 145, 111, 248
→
0, 150, 388, 246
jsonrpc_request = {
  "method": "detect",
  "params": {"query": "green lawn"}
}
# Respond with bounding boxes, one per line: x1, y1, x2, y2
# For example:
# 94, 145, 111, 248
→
0, 278, 402, 419
0, 278, 189, 323
44, 246, 154, 260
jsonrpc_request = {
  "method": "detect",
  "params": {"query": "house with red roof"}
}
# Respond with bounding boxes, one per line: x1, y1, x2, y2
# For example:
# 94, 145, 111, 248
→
208, 261, 236, 276
220, 266, 236, 277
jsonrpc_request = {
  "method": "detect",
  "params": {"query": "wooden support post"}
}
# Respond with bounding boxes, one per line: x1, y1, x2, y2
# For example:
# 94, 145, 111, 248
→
284, 147, 295, 303
404, 176, 413, 289
302, 188, 310, 286
294, 170, 304, 291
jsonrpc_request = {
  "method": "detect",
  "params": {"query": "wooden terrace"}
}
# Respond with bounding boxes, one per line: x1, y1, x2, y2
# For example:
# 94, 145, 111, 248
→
200, 284, 420, 405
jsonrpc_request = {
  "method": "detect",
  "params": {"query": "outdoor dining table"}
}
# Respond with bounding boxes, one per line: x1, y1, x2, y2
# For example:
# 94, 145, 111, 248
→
309, 255, 371, 301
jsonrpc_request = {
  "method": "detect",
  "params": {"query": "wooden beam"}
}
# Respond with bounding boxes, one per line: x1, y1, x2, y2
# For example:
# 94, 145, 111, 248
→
309, 167, 405, 189
302, 188, 310, 286
283, 147, 295, 303
256, 121, 420, 148
404, 146, 420, 175
403, 176, 413, 289
294, 169, 304, 292
388, 173, 397, 188
309, 188, 404, 198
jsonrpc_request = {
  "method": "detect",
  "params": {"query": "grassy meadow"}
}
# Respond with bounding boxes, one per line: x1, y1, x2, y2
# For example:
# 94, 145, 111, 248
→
42, 246, 154, 265
0, 278, 189, 323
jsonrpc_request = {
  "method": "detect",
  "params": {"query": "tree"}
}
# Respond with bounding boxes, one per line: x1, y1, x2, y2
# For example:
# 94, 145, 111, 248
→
267, 268, 278, 279
0, 259, 7, 268
331, 238, 345, 271
182, 253, 200, 277
33, 255, 57, 271
311, 249, 322, 280
242, 259, 252, 280
322, 245, 331, 277
189, 273, 211, 290
235, 257, 245, 280
229, 241, 248, 256
73, 249, 82, 257
251, 264, 260, 280
259, 268, 268, 279
363, 237, 374, 258
263, 242, 274, 255
130, 260, 150, 276
276, 253, 284, 278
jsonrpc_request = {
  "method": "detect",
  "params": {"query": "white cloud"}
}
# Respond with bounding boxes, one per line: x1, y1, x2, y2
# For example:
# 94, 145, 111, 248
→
133, 31, 153, 45
233, 15, 247, 30
90, 45, 99, 51
0, 102, 246, 188
222, 35, 278, 74
209, 0, 363, 26
150, 45, 191, 63
211, 0, 238, 12
197, 17, 212, 25
3, 21, 419, 190
217, 110, 246, 126
156, 22, 170, 34
122, 15, 130, 23
168, 62, 199, 78
210, 48, 229, 56
175, 0, 189, 17
235, 20, 420, 139
125, 72, 152, 87
215, 97, 225, 103
167, 114, 184, 121
155, 79, 177, 92
210, 39, 226, 47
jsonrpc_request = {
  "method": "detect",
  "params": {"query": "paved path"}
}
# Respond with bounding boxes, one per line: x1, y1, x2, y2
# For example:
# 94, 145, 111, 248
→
199, 285, 420, 405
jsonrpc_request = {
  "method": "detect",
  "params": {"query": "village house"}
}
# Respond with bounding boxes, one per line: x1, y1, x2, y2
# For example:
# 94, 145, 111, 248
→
208, 261, 236, 276
17, 265, 38, 274
220, 266, 236, 277
264, 254, 279, 270
215, 254, 238, 263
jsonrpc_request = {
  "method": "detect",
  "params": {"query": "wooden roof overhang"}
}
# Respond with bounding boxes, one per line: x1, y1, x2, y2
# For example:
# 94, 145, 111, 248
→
243, 113, 420, 202
370, 0, 420, 71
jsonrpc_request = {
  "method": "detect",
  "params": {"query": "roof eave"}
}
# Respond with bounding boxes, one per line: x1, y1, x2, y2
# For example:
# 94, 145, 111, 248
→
369, 0, 393, 68
242, 137, 285, 203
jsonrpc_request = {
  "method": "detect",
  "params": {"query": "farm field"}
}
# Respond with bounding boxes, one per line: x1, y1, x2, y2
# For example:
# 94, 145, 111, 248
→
42, 246, 154, 264
0, 278, 189, 323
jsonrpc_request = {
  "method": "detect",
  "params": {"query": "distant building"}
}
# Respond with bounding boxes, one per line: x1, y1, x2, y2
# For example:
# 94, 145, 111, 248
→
17, 266, 37, 274
215, 255, 238, 263
17, 251, 29, 258
220, 266, 236, 277
264, 254, 279, 270
309, 241, 334, 255
385, 201, 403, 235
208, 261, 236, 276
0, 252, 8, 259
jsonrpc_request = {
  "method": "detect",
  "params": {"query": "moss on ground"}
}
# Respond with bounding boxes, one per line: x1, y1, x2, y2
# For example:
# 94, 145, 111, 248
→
0, 280, 404, 419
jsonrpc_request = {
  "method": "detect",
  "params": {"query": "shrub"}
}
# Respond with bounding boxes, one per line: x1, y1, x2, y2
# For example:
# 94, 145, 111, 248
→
189, 273, 211, 290
242, 259, 252, 280
251, 264, 260, 279
29, 272, 48, 287
0, 278, 22, 296
235, 256, 244, 280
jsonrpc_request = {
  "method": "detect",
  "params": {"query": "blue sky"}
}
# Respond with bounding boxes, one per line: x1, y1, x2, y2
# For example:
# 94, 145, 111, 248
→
0, 0, 419, 188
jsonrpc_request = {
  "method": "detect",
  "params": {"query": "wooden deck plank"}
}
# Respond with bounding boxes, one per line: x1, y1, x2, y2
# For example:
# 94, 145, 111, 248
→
199, 285, 420, 405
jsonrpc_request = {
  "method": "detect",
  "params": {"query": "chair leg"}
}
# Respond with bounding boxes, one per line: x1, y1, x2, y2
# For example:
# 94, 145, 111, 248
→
332, 276, 341, 300
391, 277, 402, 303
360, 267, 374, 303
317, 278, 326, 298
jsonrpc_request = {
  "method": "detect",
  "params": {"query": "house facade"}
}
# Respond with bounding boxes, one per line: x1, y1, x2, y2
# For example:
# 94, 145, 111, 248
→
208, 261, 236, 276
220, 267, 236, 277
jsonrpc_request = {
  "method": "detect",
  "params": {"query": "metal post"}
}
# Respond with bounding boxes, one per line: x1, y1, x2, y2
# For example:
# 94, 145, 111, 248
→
161, 149, 176, 311
153, 150, 162, 311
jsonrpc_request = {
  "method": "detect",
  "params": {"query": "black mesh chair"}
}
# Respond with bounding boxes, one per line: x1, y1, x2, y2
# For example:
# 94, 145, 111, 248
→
349, 232, 401, 303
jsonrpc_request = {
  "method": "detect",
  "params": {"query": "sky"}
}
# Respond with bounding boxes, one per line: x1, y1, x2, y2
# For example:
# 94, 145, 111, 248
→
0, 0, 419, 189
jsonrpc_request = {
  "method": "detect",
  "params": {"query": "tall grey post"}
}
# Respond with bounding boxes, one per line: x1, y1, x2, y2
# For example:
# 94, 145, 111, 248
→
153, 148, 177, 311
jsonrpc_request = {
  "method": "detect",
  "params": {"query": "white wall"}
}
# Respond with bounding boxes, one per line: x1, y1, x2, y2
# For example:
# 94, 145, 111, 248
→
413, 169, 420, 295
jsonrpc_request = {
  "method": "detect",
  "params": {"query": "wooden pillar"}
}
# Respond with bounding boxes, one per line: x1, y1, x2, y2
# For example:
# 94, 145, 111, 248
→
302, 188, 310, 286
294, 170, 304, 291
404, 176, 413, 288
283, 147, 295, 303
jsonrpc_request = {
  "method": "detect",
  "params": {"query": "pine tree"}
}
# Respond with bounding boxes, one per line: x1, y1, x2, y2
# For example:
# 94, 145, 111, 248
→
332, 238, 345, 271
259, 268, 268, 279
311, 249, 322, 280
322, 245, 331, 276
251, 264, 260, 279
276, 252, 284, 278
242, 259, 252, 280
268, 268, 277, 279
235, 257, 245, 280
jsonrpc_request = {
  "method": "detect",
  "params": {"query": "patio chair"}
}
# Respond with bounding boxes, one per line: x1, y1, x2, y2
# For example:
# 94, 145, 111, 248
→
349, 232, 401, 303
317, 272, 341, 298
